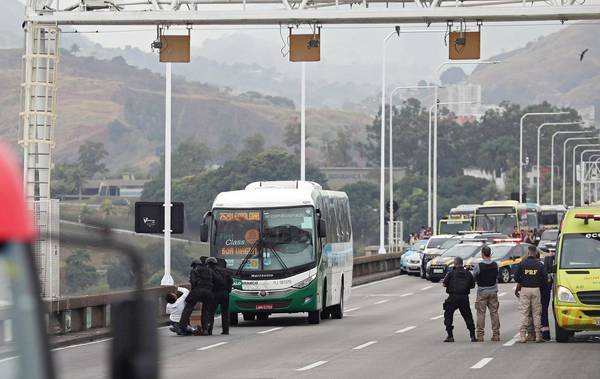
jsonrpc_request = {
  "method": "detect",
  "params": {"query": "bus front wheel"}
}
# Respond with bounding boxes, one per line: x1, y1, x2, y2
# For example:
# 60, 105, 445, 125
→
555, 318, 573, 343
230, 312, 239, 326
308, 311, 321, 324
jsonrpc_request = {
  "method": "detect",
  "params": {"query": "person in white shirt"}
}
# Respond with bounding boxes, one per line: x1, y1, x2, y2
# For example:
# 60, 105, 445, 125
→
166, 287, 190, 334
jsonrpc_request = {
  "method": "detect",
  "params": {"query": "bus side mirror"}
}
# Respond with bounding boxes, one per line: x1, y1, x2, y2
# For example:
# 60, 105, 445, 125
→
200, 223, 209, 242
544, 255, 556, 273
318, 219, 327, 238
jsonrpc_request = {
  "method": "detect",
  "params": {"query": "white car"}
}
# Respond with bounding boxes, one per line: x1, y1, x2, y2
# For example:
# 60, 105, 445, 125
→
420, 234, 455, 279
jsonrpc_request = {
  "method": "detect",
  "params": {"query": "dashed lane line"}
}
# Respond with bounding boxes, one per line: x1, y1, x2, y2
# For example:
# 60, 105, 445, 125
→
374, 299, 390, 305
257, 327, 283, 334
498, 292, 507, 297
421, 285, 433, 291
395, 326, 416, 334
430, 315, 444, 320
401, 292, 414, 297
345, 307, 360, 313
353, 341, 378, 350
471, 357, 494, 369
353, 275, 404, 290
52, 338, 112, 351
197, 342, 228, 351
296, 361, 328, 371
503, 333, 521, 347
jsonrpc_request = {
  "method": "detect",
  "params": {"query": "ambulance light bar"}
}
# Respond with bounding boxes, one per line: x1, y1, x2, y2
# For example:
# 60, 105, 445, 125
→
574, 214, 600, 224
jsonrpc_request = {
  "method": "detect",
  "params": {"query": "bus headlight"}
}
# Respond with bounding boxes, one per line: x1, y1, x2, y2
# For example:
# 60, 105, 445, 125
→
557, 286, 577, 303
292, 274, 316, 289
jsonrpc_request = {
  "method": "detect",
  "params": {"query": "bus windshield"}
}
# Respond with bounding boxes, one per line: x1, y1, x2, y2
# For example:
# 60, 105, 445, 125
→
540, 212, 559, 226
211, 207, 315, 272
439, 220, 471, 234
474, 207, 518, 235
560, 233, 600, 269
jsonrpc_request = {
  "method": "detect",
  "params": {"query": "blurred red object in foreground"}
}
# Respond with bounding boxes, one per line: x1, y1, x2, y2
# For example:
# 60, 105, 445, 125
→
0, 141, 35, 242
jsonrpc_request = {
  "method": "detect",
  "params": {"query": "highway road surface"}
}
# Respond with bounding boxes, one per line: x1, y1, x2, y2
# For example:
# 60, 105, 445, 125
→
53, 275, 600, 379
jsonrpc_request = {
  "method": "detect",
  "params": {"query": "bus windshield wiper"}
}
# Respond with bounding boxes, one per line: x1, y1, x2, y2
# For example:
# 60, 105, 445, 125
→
236, 239, 260, 277
264, 245, 292, 277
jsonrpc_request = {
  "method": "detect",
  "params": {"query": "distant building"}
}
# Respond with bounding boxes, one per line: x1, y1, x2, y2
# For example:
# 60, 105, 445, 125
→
82, 173, 150, 198
321, 167, 406, 190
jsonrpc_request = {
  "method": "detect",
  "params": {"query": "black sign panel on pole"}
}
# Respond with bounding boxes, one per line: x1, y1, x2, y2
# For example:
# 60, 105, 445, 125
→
135, 202, 184, 234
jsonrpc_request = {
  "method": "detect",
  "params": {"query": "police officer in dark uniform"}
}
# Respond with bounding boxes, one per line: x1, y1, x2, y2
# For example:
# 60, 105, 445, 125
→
442, 256, 477, 342
179, 258, 214, 336
514, 245, 547, 343
206, 257, 233, 335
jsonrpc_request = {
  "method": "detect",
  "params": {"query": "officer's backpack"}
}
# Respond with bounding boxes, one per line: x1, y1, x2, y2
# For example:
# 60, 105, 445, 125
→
450, 270, 472, 295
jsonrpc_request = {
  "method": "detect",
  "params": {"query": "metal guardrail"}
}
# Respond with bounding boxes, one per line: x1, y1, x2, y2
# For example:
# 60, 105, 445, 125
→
0, 253, 403, 339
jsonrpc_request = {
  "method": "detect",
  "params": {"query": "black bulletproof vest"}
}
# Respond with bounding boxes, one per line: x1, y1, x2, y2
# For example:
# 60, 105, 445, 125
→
448, 269, 472, 295
191, 265, 213, 292
476, 261, 498, 287
520, 257, 544, 288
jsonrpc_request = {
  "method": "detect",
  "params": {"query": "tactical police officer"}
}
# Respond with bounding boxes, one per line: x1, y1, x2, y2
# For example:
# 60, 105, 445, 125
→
514, 245, 548, 343
472, 245, 501, 342
179, 258, 214, 336
442, 256, 477, 343
206, 257, 233, 335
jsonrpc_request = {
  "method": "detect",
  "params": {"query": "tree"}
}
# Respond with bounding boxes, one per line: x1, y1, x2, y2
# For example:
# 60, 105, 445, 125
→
340, 181, 379, 248
323, 127, 356, 167
64, 250, 99, 293
100, 198, 114, 218
283, 121, 310, 156
440, 67, 467, 84
240, 133, 266, 156
78, 141, 108, 178
171, 140, 211, 178
53, 162, 87, 200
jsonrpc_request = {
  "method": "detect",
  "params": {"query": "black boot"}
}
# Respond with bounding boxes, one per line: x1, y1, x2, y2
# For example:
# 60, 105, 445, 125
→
444, 328, 454, 342
470, 330, 477, 342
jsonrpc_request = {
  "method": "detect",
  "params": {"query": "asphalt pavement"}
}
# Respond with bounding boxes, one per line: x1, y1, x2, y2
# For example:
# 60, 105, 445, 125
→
51, 274, 600, 379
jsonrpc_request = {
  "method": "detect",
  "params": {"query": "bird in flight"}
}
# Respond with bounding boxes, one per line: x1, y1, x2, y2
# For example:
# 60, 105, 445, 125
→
580, 48, 589, 61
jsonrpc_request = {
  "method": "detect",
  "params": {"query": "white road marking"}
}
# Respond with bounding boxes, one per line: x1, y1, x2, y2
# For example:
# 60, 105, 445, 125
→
430, 315, 444, 320
421, 285, 433, 291
503, 333, 521, 347
345, 307, 360, 313
296, 360, 328, 371
374, 299, 390, 305
498, 292, 507, 297
0, 356, 18, 364
197, 342, 228, 351
257, 327, 283, 334
52, 338, 112, 351
401, 292, 414, 297
353, 340, 377, 350
352, 276, 403, 289
471, 357, 494, 369
395, 326, 416, 334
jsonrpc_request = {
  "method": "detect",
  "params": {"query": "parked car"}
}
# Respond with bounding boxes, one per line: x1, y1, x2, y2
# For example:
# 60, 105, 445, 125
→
401, 239, 427, 275
420, 235, 455, 279
538, 229, 559, 252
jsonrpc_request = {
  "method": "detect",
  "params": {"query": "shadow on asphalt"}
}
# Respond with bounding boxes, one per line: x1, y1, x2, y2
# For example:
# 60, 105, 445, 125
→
234, 314, 335, 328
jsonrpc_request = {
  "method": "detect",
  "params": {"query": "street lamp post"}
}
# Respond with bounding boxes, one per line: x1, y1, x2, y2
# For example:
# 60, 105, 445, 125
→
388, 84, 438, 250
378, 26, 400, 255
520, 111, 569, 203
563, 136, 598, 205
161, 62, 174, 286
550, 131, 594, 205
574, 145, 600, 205
430, 100, 476, 235
536, 121, 583, 204
580, 150, 600, 205
300, 62, 306, 181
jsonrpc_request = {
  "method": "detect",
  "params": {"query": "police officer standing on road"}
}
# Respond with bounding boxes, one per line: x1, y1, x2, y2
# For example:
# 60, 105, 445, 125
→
472, 245, 501, 342
442, 257, 477, 343
179, 258, 214, 336
206, 257, 233, 335
514, 245, 548, 343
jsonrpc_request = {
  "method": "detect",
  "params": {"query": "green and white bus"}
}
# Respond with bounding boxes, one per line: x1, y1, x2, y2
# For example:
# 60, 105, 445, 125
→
200, 181, 353, 325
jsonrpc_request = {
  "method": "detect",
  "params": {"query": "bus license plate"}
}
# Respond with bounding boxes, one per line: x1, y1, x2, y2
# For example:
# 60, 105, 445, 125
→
256, 304, 273, 310
433, 269, 444, 274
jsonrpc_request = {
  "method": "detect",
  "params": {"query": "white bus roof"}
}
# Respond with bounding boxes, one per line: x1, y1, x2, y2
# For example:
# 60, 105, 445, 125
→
540, 205, 567, 211
212, 181, 344, 209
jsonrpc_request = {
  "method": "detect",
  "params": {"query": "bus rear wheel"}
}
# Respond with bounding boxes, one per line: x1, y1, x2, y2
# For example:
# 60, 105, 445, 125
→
330, 281, 344, 319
